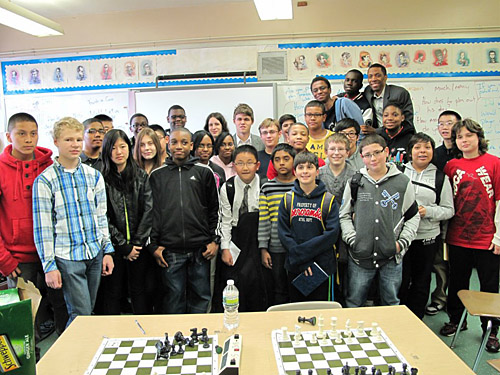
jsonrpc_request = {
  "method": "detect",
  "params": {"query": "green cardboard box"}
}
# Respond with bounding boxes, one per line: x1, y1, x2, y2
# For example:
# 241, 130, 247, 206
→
0, 278, 40, 374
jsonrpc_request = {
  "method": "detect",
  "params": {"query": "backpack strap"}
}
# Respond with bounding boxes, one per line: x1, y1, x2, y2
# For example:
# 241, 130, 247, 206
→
283, 191, 294, 225
403, 201, 419, 221
225, 176, 236, 211
320, 192, 335, 230
350, 172, 363, 206
434, 169, 445, 205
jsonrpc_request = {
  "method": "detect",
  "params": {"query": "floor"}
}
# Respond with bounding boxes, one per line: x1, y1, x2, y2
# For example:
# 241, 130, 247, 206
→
38, 269, 500, 374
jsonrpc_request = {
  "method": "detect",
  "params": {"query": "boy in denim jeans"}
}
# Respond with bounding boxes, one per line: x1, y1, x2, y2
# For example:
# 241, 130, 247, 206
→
33, 117, 114, 326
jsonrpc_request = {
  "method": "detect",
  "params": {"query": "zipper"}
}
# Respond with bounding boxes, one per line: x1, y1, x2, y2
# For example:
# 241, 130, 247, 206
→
123, 194, 131, 243
179, 167, 186, 248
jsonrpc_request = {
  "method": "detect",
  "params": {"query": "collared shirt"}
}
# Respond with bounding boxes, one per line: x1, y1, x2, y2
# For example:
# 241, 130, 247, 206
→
219, 175, 260, 249
372, 86, 386, 127
80, 152, 103, 172
33, 158, 113, 273
235, 135, 252, 147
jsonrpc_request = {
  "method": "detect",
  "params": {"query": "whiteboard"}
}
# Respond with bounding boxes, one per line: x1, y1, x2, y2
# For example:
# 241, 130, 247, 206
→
133, 84, 276, 135
277, 79, 500, 156
3, 90, 130, 154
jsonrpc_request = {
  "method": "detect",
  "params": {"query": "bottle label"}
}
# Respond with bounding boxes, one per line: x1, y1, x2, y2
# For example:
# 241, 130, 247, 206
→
223, 296, 239, 305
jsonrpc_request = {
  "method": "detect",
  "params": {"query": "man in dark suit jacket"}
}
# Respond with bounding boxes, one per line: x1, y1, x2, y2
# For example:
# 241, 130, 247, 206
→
363, 63, 414, 135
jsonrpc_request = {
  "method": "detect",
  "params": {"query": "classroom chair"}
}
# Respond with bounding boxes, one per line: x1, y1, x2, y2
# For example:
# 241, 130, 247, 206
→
266, 301, 342, 312
449, 289, 500, 372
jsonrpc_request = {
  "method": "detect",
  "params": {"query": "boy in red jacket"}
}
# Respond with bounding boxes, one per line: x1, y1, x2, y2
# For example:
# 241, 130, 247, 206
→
0, 113, 68, 340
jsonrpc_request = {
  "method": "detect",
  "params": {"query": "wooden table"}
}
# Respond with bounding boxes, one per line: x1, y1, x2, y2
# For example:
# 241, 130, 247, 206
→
37, 305, 474, 374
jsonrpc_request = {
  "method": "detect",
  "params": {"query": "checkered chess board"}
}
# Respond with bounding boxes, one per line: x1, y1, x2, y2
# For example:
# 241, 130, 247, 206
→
85, 336, 218, 375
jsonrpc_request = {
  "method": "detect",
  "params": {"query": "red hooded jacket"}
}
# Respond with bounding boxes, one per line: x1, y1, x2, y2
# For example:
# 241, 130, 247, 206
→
0, 144, 53, 276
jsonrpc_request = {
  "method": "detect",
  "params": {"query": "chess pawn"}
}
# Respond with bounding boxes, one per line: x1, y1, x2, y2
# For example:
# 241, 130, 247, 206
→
370, 323, 379, 337
282, 327, 289, 341
294, 325, 302, 342
357, 321, 365, 335
330, 317, 337, 332
310, 333, 317, 344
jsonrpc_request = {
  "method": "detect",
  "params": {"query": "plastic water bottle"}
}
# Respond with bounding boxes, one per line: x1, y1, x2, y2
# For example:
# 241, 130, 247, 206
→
223, 279, 239, 330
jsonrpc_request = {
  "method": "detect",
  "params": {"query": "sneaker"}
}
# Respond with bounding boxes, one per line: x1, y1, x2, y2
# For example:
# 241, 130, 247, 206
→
425, 302, 445, 316
439, 321, 468, 337
486, 334, 500, 353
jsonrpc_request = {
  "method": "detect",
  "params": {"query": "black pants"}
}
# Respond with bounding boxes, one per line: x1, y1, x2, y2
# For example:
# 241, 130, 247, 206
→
265, 252, 289, 307
96, 250, 157, 315
447, 245, 500, 332
399, 237, 439, 319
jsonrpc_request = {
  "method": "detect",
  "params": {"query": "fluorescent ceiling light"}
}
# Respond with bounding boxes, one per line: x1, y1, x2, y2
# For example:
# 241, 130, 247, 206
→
0, 0, 63, 37
254, 0, 293, 21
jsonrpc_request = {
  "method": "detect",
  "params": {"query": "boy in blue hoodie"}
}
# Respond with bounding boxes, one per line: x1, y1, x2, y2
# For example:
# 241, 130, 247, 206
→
278, 151, 340, 302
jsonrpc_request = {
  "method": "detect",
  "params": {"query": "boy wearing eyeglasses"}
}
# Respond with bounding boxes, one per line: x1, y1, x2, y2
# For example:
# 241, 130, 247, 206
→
257, 118, 282, 179
305, 100, 332, 160
334, 118, 364, 171
216, 145, 268, 311
339, 134, 419, 307
81, 117, 105, 171
167, 105, 187, 131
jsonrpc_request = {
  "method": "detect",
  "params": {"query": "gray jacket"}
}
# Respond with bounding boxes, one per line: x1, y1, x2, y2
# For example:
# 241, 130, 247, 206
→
402, 162, 454, 240
339, 163, 420, 269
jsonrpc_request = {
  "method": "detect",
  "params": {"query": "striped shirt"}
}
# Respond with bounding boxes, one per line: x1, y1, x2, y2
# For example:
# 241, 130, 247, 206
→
258, 178, 295, 253
33, 158, 113, 273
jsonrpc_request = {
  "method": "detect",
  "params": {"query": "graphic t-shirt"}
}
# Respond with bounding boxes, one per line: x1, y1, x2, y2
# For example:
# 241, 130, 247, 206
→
444, 153, 500, 249
307, 130, 333, 160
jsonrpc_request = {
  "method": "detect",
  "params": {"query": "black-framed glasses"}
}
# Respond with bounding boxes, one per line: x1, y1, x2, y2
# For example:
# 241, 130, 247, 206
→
86, 129, 106, 135
362, 149, 385, 159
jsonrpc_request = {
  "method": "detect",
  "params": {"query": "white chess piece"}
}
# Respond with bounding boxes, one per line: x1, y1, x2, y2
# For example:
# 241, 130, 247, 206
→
282, 327, 289, 341
334, 330, 342, 344
331, 317, 337, 332
357, 321, 365, 335
371, 322, 379, 337
317, 315, 324, 339
294, 324, 302, 343
310, 333, 317, 344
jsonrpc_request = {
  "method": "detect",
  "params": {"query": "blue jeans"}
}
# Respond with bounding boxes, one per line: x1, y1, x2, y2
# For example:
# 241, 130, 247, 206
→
160, 249, 210, 314
346, 256, 402, 307
55, 251, 103, 326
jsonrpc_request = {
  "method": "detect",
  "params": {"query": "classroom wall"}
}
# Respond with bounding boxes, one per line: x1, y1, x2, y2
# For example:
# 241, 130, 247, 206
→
0, 0, 499, 56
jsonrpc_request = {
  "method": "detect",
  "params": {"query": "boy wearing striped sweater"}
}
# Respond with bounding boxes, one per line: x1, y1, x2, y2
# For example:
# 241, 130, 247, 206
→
258, 144, 296, 305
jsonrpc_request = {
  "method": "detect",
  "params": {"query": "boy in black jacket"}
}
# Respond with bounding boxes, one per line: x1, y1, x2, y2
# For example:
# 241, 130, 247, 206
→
149, 128, 219, 314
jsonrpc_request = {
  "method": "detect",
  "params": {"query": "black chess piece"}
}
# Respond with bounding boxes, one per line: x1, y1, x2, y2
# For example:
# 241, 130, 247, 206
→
402, 363, 408, 375
190, 328, 199, 343
359, 366, 367, 375
298, 316, 317, 326
410, 368, 418, 375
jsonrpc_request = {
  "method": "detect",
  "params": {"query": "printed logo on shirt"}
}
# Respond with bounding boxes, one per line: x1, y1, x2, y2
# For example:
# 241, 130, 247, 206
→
291, 202, 322, 223
476, 166, 494, 198
190, 176, 197, 181
381, 190, 400, 209
452, 169, 466, 196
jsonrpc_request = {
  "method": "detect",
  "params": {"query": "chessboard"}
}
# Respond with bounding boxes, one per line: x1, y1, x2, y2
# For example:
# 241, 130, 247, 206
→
84, 335, 218, 375
271, 321, 413, 375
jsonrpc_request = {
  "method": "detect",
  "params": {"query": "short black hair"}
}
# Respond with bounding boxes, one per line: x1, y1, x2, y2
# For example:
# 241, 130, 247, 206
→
383, 101, 404, 113
168, 105, 185, 117
130, 113, 149, 125
293, 151, 318, 169
8, 112, 38, 132
94, 114, 113, 122
279, 114, 296, 127
305, 100, 325, 114
234, 144, 258, 162
271, 143, 296, 163
83, 118, 103, 129
149, 124, 167, 137
214, 131, 234, 156
170, 127, 192, 140
438, 110, 462, 121
407, 132, 435, 160
334, 118, 361, 135
368, 63, 387, 76
310, 76, 331, 91
191, 130, 215, 157
346, 69, 363, 85
359, 134, 387, 155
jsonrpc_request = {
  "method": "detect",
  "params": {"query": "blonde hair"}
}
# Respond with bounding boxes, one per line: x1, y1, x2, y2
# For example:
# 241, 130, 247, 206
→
258, 118, 280, 132
53, 117, 84, 140
325, 133, 350, 152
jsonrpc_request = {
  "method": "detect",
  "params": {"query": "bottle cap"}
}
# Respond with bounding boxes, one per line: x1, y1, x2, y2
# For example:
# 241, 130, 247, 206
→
227, 279, 234, 286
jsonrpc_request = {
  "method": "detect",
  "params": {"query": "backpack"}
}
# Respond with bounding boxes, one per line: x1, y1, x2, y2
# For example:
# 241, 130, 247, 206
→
397, 165, 446, 205
282, 190, 335, 230
224, 176, 266, 211
349, 171, 419, 222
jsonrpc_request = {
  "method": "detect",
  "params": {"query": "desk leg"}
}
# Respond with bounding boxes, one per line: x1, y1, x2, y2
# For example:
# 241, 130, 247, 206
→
450, 310, 467, 349
472, 319, 492, 372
